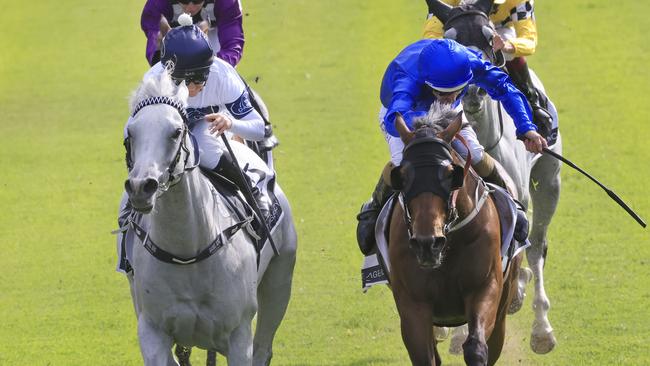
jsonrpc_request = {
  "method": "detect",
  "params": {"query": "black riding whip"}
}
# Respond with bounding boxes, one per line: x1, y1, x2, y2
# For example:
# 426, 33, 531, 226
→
542, 147, 646, 228
220, 134, 280, 255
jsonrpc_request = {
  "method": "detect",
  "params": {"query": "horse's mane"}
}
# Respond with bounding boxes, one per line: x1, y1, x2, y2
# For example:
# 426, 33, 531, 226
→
412, 102, 458, 135
129, 71, 189, 115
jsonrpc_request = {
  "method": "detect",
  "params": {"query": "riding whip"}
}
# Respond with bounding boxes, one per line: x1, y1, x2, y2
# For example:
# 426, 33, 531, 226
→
542, 147, 646, 228
220, 134, 280, 255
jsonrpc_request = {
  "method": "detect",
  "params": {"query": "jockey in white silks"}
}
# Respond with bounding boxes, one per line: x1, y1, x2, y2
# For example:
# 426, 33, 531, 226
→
356, 38, 548, 254
125, 14, 272, 216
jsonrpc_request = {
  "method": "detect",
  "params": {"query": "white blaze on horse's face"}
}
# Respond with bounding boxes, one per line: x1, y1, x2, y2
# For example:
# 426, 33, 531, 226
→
125, 105, 185, 212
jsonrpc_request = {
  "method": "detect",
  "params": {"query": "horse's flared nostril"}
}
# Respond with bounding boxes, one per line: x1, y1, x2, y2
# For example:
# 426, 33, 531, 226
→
434, 236, 446, 249
124, 179, 133, 194
143, 178, 159, 195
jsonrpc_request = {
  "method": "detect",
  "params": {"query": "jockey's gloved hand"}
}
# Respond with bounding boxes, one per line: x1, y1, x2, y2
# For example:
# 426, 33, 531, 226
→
520, 130, 547, 154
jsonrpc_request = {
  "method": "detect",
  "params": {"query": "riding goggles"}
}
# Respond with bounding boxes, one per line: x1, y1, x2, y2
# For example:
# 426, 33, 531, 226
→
171, 69, 210, 86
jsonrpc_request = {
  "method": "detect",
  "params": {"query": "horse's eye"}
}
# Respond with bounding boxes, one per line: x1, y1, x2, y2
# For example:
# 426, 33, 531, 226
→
172, 128, 182, 139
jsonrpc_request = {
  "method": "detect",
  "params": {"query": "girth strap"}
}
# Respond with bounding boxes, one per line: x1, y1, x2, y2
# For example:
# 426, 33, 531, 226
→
129, 217, 252, 265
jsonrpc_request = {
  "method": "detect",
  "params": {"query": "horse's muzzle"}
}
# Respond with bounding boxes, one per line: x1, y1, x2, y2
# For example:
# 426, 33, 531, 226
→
410, 235, 447, 269
124, 177, 158, 212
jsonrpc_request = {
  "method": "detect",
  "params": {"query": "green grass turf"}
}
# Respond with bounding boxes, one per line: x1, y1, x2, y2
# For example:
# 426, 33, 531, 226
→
0, 0, 648, 365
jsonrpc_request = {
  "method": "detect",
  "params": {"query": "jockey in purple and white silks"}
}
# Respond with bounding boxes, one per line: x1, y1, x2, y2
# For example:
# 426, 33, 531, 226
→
127, 17, 271, 215
356, 38, 547, 254
141, 0, 244, 67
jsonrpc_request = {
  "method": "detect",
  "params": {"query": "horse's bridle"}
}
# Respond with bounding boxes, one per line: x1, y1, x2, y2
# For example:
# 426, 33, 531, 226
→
125, 96, 199, 191
398, 134, 489, 241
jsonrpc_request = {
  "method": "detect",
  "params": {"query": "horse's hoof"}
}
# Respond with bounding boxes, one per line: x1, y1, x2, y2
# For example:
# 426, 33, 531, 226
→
449, 334, 465, 355
433, 326, 450, 341
530, 330, 556, 354
508, 296, 524, 314
508, 267, 533, 314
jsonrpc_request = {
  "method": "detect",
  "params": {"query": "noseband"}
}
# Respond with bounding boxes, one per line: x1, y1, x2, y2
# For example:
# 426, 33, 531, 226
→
125, 96, 199, 190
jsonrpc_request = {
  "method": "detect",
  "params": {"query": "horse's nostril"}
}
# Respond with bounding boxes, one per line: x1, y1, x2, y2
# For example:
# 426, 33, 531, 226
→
434, 236, 446, 248
124, 179, 133, 194
143, 178, 159, 195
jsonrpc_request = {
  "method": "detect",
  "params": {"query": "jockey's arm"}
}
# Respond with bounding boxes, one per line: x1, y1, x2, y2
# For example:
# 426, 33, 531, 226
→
208, 65, 264, 141
467, 49, 535, 136
495, 0, 538, 57
382, 65, 419, 137
214, 0, 245, 67
141, 0, 174, 66
422, 0, 461, 39
509, 17, 537, 57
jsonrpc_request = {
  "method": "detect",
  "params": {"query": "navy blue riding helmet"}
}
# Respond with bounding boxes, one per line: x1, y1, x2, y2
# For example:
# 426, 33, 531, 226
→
160, 22, 213, 84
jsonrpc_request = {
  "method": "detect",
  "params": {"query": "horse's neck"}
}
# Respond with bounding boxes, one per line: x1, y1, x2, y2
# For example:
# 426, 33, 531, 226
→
472, 98, 530, 197
469, 99, 503, 149
148, 170, 219, 256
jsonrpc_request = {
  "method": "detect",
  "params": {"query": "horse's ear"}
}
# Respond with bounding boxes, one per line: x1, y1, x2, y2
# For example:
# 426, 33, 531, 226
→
438, 111, 463, 143
426, 0, 452, 23
395, 113, 415, 144
475, 0, 495, 14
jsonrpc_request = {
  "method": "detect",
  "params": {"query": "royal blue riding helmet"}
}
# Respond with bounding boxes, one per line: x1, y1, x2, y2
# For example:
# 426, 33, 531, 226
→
418, 39, 473, 92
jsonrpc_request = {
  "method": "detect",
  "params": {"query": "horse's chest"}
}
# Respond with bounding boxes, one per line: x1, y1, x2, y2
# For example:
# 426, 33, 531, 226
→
134, 252, 257, 346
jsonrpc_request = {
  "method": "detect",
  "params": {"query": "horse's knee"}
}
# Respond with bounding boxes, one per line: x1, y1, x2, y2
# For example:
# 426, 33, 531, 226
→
463, 336, 488, 366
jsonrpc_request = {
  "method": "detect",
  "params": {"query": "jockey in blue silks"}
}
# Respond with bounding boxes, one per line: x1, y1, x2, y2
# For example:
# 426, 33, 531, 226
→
356, 38, 548, 254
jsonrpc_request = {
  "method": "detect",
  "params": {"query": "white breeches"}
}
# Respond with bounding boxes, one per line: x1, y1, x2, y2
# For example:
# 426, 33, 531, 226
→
378, 106, 485, 166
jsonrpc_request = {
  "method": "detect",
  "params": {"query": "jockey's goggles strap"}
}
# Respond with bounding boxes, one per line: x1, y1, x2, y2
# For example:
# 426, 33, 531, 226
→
131, 96, 189, 125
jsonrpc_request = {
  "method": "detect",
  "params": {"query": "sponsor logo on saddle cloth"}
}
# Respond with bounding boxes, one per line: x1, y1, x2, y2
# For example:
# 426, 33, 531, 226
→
360, 187, 530, 292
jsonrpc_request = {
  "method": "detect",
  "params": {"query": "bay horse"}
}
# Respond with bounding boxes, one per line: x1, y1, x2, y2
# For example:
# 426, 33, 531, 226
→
388, 104, 522, 365
427, 0, 562, 353
120, 71, 297, 365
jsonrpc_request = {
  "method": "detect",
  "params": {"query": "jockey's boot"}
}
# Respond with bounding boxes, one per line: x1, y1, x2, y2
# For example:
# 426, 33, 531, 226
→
474, 153, 509, 192
356, 163, 394, 255
475, 154, 530, 242
259, 124, 280, 152
506, 57, 553, 139
214, 151, 270, 221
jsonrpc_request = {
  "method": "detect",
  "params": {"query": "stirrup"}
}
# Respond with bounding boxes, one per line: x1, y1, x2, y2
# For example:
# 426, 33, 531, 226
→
356, 201, 380, 255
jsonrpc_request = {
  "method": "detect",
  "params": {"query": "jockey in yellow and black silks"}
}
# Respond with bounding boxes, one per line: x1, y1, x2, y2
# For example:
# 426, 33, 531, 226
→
423, 0, 554, 139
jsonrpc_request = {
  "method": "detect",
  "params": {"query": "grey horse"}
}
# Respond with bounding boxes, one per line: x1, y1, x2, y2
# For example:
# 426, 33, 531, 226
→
119, 72, 297, 365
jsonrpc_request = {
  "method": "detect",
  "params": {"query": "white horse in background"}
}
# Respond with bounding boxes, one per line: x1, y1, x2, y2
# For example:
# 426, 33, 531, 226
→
119, 72, 297, 365
459, 69, 562, 354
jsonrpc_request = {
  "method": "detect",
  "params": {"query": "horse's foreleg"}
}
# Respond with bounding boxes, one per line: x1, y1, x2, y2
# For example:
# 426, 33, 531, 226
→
463, 279, 500, 366
138, 316, 177, 366
448, 325, 468, 355
394, 296, 436, 365
253, 245, 296, 366
528, 146, 562, 354
225, 321, 254, 366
